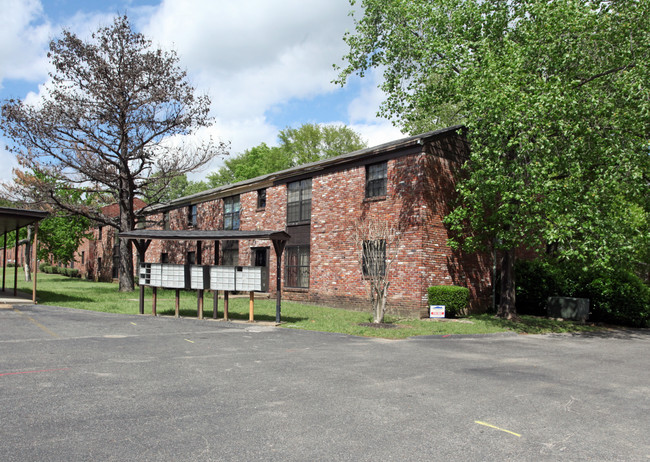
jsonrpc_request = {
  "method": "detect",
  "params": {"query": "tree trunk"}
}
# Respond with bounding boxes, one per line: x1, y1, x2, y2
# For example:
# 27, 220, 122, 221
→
497, 248, 516, 319
118, 237, 134, 291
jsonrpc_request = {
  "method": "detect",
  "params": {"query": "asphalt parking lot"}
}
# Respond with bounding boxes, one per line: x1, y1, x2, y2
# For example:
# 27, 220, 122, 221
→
1, 303, 649, 461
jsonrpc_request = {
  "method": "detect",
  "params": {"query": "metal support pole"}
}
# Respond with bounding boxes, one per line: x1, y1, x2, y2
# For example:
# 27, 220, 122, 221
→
223, 291, 229, 321
139, 284, 145, 315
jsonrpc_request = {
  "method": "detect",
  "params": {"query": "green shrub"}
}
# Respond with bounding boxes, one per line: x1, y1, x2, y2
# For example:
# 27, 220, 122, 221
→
427, 285, 470, 317
580, 268, 650, 327
516, 259, 650, 327
39, 262, 47, 272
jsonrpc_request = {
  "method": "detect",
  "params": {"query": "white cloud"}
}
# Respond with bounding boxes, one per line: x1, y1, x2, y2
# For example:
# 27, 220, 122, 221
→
0, 0, 401, 185
0, 0, 52, 89
141, 0, 359, 145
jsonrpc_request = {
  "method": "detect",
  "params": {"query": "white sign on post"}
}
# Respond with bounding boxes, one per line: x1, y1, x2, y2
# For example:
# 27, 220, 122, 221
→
430, 305, 446, 318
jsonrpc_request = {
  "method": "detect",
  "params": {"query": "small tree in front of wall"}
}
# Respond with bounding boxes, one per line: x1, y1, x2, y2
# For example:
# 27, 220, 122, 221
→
352, 218, 402, 324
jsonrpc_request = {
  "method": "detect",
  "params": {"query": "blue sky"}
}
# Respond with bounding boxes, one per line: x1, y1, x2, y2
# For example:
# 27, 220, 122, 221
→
0, 0, 402, 183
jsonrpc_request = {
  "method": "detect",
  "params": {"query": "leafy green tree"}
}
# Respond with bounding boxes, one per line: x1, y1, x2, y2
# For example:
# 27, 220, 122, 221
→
144, 173, 209, 203
278, 123, 367, 165
207, 143, 292, 187
338, 0, 650, 318
37, 213, 91, 266
1, 15, 226, 291
207, 124, 367, 187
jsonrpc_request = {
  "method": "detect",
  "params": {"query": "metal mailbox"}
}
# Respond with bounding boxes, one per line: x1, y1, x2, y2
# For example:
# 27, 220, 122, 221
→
190, 265, 210, 290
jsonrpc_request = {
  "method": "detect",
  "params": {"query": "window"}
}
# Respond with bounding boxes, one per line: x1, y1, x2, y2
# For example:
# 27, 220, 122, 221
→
285, 246, 310, 288
365, 161, 387, 198
257, 188, 267, 209
81, 251, 85, 265
222, 240, 239, 266
188, 204, 198, 227
223, 195, 240, 230
163, 211, 170, 230
187, 251, 196, 265
98, 226, 103, 239
161, 253, 169, 264
287, 179, 312, 225
362, 240, 386, 277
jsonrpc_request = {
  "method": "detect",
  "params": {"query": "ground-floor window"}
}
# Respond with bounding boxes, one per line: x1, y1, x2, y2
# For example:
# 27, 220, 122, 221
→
222, 240, 239, 266
286, 245, 309, 288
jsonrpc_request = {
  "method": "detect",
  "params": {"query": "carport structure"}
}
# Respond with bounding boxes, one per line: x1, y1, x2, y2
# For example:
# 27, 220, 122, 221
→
0, 206, 48, 302
120, 229, 290, 323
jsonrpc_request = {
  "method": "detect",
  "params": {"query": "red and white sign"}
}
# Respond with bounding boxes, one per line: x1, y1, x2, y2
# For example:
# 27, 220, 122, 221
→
429, 305, 446, 318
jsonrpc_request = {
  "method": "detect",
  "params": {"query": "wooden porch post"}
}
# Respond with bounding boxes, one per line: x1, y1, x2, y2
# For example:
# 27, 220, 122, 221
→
13, 227, 19, 296
32, 223, 38, 303
197, 241, 203, 319
249, 291, 254, 322
272, 239, 286, 324
2, 230, 7, 292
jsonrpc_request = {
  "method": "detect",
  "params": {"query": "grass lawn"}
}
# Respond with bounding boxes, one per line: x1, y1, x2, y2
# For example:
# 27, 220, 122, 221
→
4, 269, 604, 339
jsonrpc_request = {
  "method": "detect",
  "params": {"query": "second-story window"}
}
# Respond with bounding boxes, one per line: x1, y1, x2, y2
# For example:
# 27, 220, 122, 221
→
365, 161, 388, 198
163, 211, 170, 230
257, 188, 267, 210
188, 204, 198, 227
287, 179, 312, 225
223, 195, 240, 230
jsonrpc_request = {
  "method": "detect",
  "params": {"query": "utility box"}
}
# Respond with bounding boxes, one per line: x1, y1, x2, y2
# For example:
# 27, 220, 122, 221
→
547, 297, 590, 322
160, 264, 189, 289
235, 266, 268, 292
190, 265, 210, 290
210, 266, 236, 291
139, 263, 162, 287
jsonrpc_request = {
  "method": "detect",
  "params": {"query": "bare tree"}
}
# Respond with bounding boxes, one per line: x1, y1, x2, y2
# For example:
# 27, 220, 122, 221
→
352, 218, 402, 324
2, 15, 227, 291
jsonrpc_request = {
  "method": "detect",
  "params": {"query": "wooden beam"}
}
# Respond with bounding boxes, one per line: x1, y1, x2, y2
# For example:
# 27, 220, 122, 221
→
213, 290, 219, 319
249, 291, 254, 322
224, 291, 229, 321
175, 289, 180, 318
152, 286, 157, 316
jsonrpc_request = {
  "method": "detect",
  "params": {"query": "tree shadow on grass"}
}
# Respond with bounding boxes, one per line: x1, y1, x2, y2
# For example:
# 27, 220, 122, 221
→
35, 289, 95, 304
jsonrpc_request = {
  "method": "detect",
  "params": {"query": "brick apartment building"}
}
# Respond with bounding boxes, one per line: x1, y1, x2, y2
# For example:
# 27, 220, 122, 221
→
74, 125, 492, 316
75, 199, 147, 281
